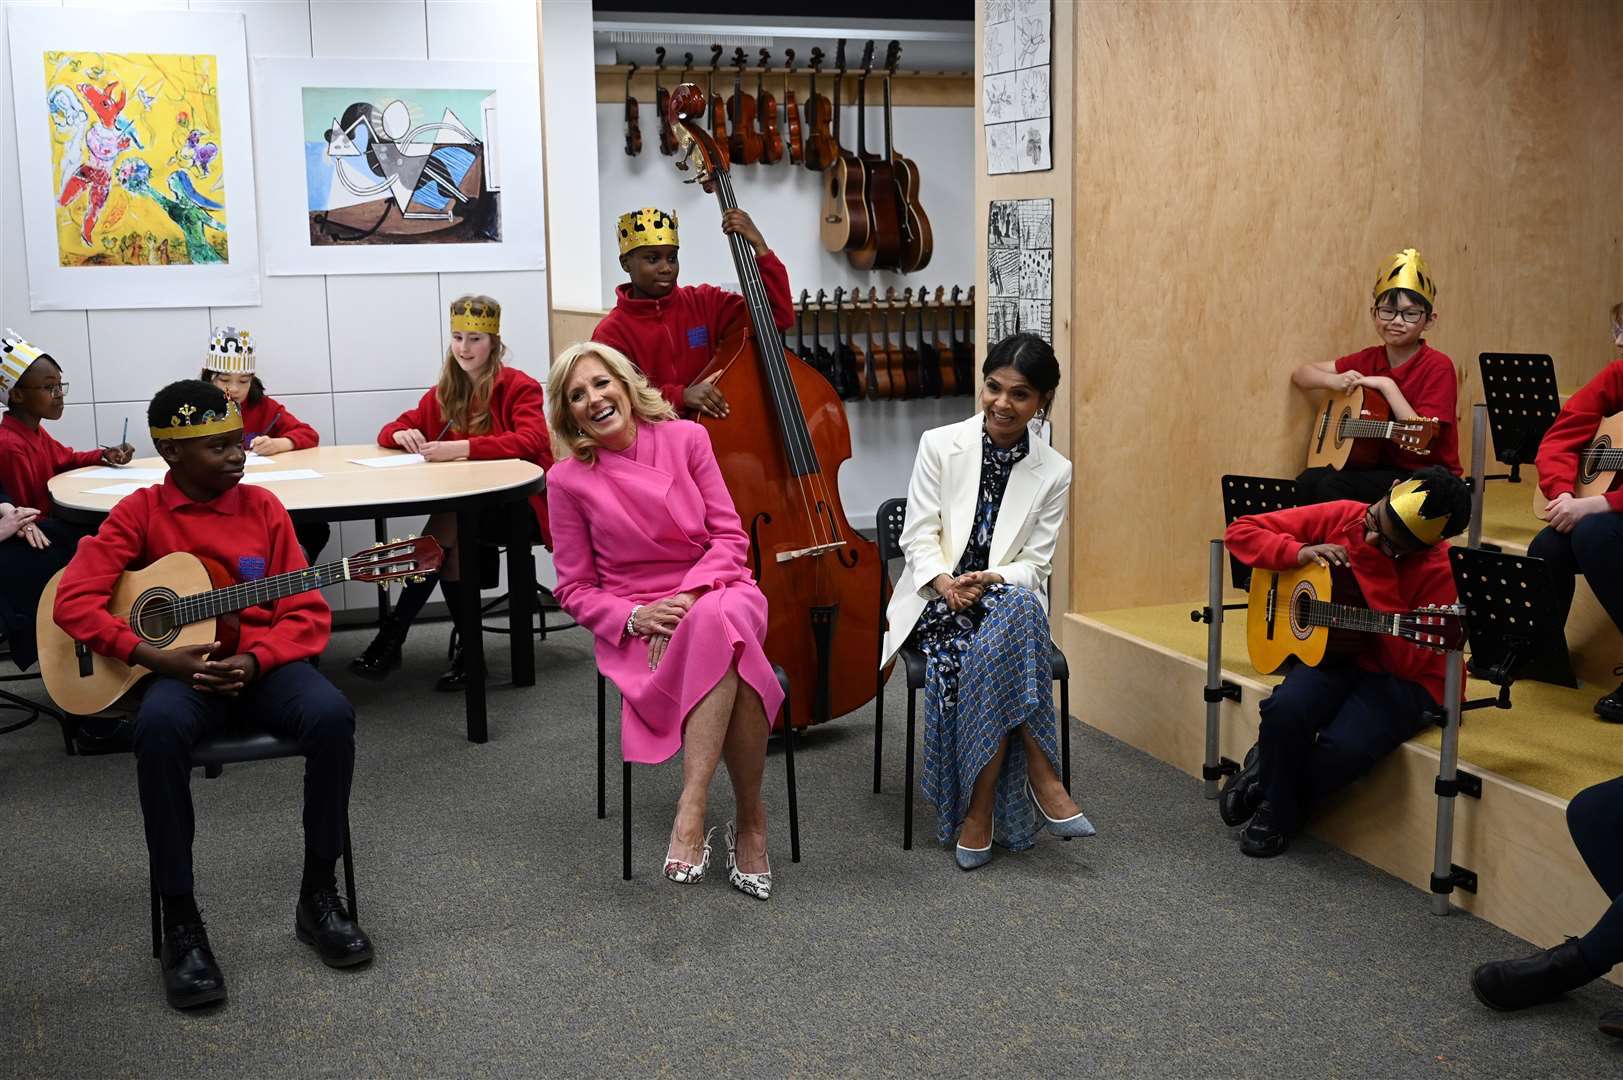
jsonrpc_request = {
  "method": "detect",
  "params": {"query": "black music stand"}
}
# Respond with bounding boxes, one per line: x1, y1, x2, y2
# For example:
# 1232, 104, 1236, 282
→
1427, 546, 1568, 914
1191, 476, 1300, 797
1477, 353, 1561, 483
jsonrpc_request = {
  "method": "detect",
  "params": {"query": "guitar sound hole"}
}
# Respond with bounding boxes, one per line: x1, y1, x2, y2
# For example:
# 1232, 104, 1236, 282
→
131, 590, 182, 647
1582, 436, 1610, 485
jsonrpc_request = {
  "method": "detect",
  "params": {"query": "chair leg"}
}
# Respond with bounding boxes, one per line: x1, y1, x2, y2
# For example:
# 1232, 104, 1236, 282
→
149, 863, 161, 959
343, 820, 358, 921
873, 664, 884, 794
1060, 675, 1071, 794
596, 674, 607, 820
782, 701, 800, 864
904, 686, 916, 851
622, 761, 632, 881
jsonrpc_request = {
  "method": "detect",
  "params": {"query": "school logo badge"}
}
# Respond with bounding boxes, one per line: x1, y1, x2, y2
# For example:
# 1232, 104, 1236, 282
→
237, 555, 267, 581
686, 326, 709, 348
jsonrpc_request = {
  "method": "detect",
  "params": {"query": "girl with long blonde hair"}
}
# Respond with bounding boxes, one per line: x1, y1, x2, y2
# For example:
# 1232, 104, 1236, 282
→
351, 295, 554, 691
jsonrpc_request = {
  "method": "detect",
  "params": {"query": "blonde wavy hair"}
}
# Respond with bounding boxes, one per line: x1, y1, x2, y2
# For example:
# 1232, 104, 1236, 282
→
437, 295, 509, 437
546, 341, 676, 464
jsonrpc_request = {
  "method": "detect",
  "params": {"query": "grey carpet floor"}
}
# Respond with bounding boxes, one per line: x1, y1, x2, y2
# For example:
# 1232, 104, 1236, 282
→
2, 619, 1620, 1078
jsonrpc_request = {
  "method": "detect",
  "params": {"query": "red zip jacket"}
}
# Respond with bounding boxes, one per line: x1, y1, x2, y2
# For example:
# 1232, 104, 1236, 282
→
591, 250, 795, 411
1224, 500, 1455, 706
240, 394, 319, 451
376, 365, 553, 546
53, 475, 329, 672
0, 412, 103, 517
1333, 343, 1461, 475
1536, 359, 1623, 512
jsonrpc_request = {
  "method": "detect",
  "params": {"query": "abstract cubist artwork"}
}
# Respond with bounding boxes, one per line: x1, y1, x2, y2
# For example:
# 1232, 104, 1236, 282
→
7, 8, 260, 309
257, 59, 545, 275
45, 51, 229, 267
300, 86, 500, 247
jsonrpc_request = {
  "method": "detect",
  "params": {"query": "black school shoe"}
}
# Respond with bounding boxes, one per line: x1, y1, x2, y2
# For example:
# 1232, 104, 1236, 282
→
1601, 1009, 1623, 1038
1239, 801, 1289, 858
1595, 683, 1623, 724
295, 886, 375, 968
160, 920, 227, 1009
1470, 938, 1597, 1011
434, 638, 467, 692
1218, 743, 1263, 827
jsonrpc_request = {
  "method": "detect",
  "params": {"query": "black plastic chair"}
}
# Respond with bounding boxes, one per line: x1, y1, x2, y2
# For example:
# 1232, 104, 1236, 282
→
0, 626, 76, 753
596, 663, 800, 880
147, 730, 356, 958
872, 496, 1071, 850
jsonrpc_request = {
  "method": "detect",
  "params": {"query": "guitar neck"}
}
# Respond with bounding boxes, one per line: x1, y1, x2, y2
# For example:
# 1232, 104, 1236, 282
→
1579, 447, 1623, 471
1337, 416, 1401, 441
1299, 598, 1399, 638
166, 558, 350, 627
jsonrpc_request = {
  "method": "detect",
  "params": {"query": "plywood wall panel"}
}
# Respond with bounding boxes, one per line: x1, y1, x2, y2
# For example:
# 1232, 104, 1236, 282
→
1070, 0, 1425, 612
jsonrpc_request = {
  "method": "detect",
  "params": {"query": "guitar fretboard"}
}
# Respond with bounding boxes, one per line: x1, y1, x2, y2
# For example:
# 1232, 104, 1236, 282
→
1298, 598, 1399, 638
1578, 447, 1623, 471
1337, 417, 1397, 440
158, 559, 351, 628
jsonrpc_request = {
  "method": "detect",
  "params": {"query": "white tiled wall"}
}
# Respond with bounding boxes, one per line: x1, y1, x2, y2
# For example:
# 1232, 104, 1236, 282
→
0, 0, 553, 609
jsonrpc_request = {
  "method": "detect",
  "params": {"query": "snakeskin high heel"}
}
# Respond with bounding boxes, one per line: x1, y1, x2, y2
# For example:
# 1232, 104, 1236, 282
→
724, 821, 772, 900
663, 826, 714, 884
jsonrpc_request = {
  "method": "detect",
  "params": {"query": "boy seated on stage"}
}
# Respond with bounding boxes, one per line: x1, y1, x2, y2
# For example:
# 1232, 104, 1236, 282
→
1528, 301, 1623, 721
591, 206, 793, 419
1290, 249, 1462, 504
1218, 467, 1471, 857
53, 380, 373, 1010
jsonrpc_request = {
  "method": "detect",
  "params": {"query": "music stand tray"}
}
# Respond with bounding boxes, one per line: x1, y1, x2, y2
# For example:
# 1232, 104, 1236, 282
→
1449, 546, 1575, 689
1477, 353, 1561, 474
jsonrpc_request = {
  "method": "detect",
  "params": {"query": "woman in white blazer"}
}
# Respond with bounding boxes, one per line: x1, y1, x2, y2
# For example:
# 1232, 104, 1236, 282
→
883, 333, 1094, 871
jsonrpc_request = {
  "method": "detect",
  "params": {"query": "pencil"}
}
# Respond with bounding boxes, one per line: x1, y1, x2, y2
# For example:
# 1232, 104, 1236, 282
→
435, 421, 451, 441
120, 417, 128, 445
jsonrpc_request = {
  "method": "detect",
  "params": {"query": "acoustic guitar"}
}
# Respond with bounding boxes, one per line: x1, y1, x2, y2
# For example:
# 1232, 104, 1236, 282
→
37, 538, 441, 716
1304, 385, 1440, 471
1532, 412, 1623, 520
820, 40, 872, 253
883, 41, 932, 273
1245, 561, 1466, 675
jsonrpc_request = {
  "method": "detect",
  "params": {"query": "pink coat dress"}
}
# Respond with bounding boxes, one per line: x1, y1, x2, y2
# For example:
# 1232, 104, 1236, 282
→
548, 419, 784, 764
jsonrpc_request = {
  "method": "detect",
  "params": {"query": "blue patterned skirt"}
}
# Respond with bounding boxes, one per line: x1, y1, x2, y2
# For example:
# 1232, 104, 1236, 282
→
913, 584, 1065, 851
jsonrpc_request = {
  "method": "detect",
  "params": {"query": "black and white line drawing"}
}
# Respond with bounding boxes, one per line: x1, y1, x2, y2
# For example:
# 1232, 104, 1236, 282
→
984, 0, 1050, 174
987, 197, 1053, 344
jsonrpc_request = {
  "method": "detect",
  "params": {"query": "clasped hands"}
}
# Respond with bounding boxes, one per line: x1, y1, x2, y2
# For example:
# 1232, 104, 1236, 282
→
932, 570, 1004, 612
135, 641, 260, 697
1541, 492, 1608, 534
630, 591, 700, 671
392, 428, 471, 462
0, 502, 45, 547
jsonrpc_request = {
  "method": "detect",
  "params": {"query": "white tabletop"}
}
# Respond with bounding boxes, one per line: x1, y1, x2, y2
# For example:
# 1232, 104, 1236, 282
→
49, 443, 544, 516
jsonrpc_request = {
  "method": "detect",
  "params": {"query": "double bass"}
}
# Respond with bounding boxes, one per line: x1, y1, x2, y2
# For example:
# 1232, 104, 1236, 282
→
667, 84, 883, 727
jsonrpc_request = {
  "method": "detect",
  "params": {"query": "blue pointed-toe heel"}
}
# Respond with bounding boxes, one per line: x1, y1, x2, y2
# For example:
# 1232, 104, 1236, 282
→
954, 839, 994, 871
1028, 782, 1097, 839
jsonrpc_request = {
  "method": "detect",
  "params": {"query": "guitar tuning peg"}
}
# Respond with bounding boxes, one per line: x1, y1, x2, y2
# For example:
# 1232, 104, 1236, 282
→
391, 536, 402, 544
407, 533, 417, 540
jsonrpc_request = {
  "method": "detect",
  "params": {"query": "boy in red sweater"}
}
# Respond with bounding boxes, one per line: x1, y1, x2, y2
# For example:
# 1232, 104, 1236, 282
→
53, 380, 373, 1010
1529, 302, 1623, 721
1220, 467, 1471, 856
200, 325, 329, 562
591, 206, 794, 418
1290, 249, 1461, 503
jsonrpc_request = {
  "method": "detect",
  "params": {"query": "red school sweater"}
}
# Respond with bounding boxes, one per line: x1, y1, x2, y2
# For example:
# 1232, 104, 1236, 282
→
1535, 359, 1623, 512
53, 475, 329, 672
1224, 500, 1456, 706
1333, 343, 1461, 475
590, 250, 795, 412
0, 411, 103, 517
376, 365, 554, 546
239, 394, 319, 450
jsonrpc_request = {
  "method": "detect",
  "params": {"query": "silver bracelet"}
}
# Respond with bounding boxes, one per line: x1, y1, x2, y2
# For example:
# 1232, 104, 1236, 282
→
626, 605, 641, 637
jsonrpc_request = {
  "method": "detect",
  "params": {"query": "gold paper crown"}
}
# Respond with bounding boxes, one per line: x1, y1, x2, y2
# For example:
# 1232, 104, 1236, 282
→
1387, 476, 1451, 547
205, 325, 255, 374
1, 327, 49, 396
150, 398, 244, 441
616, 207, 679, 256
450, 300, 501, 336
1373, 248, 1436, 307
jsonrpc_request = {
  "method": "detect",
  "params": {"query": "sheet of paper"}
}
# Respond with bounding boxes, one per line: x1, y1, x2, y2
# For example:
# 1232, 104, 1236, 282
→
351, 454, 426, 469
85, 481, 160, 496
243, 452, 274, 465
240, 469, 323, 483
78, 466, 167, 480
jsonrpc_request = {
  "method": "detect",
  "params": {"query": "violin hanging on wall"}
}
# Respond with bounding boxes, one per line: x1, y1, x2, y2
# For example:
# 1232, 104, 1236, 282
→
654, 48, 677, 156
804, 47, 836, 173
707, 45, 730, 169
782, 49, 804, 166
756, 49, 782, 166
623, 62, 642, 157
728, 47, 763, 166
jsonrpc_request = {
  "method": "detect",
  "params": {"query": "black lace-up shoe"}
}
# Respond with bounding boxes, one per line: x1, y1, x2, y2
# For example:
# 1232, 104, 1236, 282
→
1239, 801, 1289, 858
434, 636, 467, 692
1218, 743, 1263, 827
161, 920, 226, 1009
1471, 938, 1598, 1011
1594, 682, 1623, 724
295, 886, 375, 968
350, 621, 406, 680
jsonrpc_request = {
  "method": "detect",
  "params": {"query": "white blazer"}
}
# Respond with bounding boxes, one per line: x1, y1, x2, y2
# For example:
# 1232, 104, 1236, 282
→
882, 413, 1072, 666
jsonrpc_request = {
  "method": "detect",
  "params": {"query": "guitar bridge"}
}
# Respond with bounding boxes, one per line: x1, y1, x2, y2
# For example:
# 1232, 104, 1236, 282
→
75, 640, 93, 678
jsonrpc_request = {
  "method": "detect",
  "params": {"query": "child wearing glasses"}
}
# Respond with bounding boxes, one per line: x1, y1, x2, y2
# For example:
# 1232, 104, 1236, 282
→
1526, 300, 1623, 723
0, 330, 134, 670
1217, 467, 1471, 857
1290, 249, 1461, 504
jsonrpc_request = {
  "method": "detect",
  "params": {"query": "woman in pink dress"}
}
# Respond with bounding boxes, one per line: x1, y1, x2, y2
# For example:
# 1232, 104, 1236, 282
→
545, 342, 784, 900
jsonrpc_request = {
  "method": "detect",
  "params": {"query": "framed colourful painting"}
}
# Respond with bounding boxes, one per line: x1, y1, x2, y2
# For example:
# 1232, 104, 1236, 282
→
6, 7, 260, 310
254, 58, 545, 276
